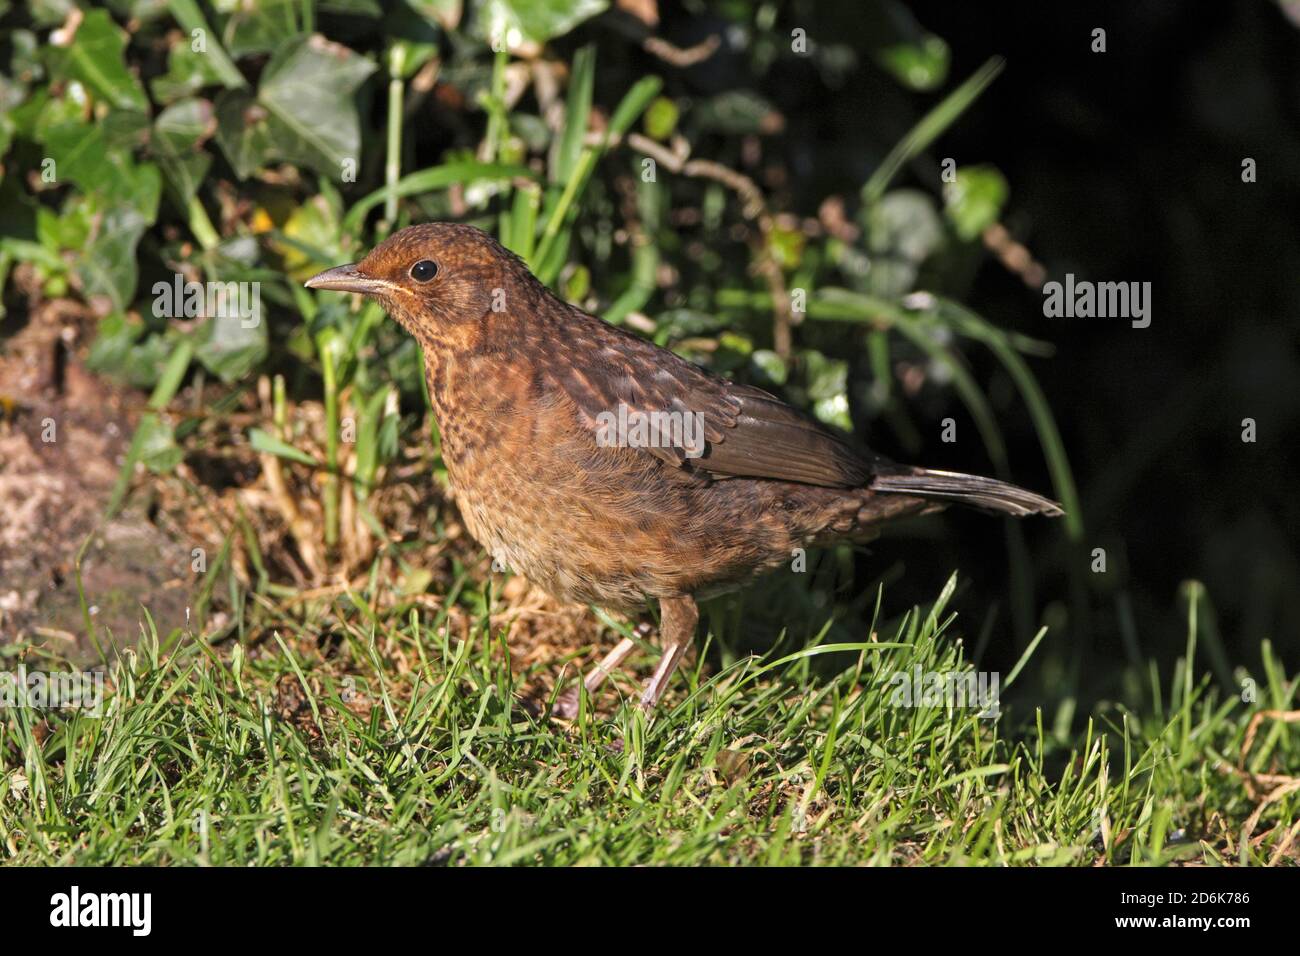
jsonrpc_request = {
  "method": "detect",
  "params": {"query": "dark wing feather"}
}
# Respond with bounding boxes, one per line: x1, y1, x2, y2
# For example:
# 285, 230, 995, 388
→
547, 310, 874, 488
700, 383, 873, 486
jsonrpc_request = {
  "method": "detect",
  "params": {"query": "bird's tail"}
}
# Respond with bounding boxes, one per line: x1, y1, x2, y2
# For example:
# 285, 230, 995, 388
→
869, 468, 1064, 518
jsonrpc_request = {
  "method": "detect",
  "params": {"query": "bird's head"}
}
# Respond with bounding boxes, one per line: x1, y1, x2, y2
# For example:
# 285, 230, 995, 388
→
305, 223, 532, 345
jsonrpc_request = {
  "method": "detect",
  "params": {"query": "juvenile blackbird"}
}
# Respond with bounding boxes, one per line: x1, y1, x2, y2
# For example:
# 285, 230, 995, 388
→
306, 223, 1062, 714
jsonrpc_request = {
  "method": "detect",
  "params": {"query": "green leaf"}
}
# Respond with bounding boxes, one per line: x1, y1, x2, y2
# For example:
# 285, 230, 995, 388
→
28, 0, 74, 29
405, 0, 460, 30
249, 427, 320, 467
803, 349, 852, 431
153, 98, 214, 208
654, 308, 728, 339
275, 194, 345, 278
942, 164, 1009, 242
214, 35, 377, 180
751, 349, 788, 386
0, 237, 64, 274
643, 96, 679, 141
474, 0, 607, 45
866, 190, 943, 262
165, 0, 247, 90
27, 87, 83, 140
255, 35, 378, 176
37, 200, 94, 252
863, 189, 944, 297
86, 315, 175, 389
388, 37, 439, 80
530, 75, 660, 282
692, 90, 783, 136
0, 104, 16, 163
606, 75, 662, 141
104, 339, 195, 517
150, 37, 228, 104
323, 0, 384, 15
136, 413, 183, 474
45, 9, 149, 112
341, 160, 536, 234
193, 309, 269, 384
862, 57, 1004, 205
213, 90, 276, 179
225, 0, 299, 58
862, 0, 949, 91
552, 44, 594, 186
9, 29, 45, 85
100, 109, 151, 150
352, 387, 396, 496
876, 36, 949, 92
42, 116, 155, 209
81, 200, 156, 309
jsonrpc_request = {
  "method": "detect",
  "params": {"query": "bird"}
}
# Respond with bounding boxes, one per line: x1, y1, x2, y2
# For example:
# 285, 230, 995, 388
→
305, 222, 1063, 716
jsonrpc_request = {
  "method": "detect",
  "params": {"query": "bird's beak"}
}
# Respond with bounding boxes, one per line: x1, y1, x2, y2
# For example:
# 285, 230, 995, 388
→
303, 264, 392, 295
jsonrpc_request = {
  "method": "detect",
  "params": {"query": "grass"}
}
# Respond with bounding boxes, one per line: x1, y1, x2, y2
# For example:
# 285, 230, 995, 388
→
2, 572, 1295, 866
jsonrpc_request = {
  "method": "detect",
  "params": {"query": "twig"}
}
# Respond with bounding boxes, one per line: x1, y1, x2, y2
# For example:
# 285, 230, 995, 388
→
982, 222, 1048, 289
1232, 708, 1300, 862
1269, 815, 1300, 867
642, 34, 721, 68
626, 133, 794, 357
1239, 708, 1300, 773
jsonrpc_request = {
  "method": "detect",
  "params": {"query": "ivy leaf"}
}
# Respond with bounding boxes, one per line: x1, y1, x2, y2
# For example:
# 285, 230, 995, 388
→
213, 90, 277, 180
81, 201, 155, 309
150, 39, 227, 104
86, 314, 175, 389
406, 0, 460, 31
45, 9, 149, 112
475, 0, 607, 46
275, 194, 343, 279
193, 306, 269, 384
10, 29, 45, 85
803, 349, 853, 431
226, 0, 299, 58
41, 120, 116, 191
136, 413, 183, 474
215, 36, 376, 179
862, 189, 944, 298
257, 35, 377, 175
153, 97, 214, 208
37, 199, 94, 251
28, 0, 75, 29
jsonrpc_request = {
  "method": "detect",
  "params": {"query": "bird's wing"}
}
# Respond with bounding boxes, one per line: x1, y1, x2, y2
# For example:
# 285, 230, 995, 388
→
547, 313, 875, 488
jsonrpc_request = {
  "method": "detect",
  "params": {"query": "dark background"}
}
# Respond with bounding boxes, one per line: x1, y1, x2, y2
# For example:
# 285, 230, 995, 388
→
649, 0, 1300, 692
913, 0, 1300, 682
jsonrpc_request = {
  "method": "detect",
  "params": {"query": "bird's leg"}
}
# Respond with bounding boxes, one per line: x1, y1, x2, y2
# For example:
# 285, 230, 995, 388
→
553, 637, 637, 718
638, 595, 699, 712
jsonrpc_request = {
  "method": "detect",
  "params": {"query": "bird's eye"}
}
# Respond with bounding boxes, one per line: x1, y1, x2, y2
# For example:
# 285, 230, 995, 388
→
409, 259, 439, 282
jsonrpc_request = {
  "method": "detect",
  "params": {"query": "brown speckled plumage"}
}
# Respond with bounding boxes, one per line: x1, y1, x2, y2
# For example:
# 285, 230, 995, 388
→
307, 222, 1062, 713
